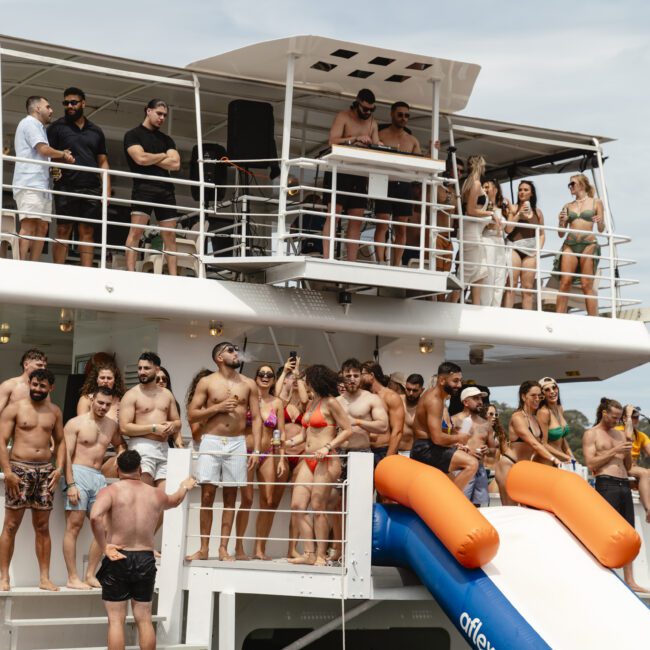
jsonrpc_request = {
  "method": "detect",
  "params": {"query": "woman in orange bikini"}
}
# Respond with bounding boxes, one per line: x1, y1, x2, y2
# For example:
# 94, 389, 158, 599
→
286, 365, 352, 566
494, 380, 562, 505
234, 364, 287, 560
275, 356, 309, 558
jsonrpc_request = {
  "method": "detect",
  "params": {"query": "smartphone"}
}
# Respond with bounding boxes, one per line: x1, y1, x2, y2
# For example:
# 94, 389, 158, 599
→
289, 351, 297, 359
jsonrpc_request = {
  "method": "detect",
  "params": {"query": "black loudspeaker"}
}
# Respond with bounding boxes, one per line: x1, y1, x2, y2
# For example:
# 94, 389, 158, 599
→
190, 143, 227, 202
227, 100, 280, 178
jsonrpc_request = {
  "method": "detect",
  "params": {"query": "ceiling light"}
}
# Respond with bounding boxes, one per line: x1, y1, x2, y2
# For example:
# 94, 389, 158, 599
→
209, 320, 223, 337
419, 338, 434, 354
59, 309, 74, 333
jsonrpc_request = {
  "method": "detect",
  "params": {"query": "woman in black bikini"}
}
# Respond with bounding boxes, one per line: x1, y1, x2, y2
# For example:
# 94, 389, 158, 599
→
234, 364, 287, 560
287, 365, 351, 566
504, 181, 545, 310
556, 174, 605, 316
495, 380, 562, 505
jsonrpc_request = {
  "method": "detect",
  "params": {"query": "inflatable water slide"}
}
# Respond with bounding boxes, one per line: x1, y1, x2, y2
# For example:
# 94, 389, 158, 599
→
372, 455, 650, 649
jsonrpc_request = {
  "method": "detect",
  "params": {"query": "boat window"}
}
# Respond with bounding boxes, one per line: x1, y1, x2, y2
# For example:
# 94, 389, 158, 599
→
311, 61, 337, 72
331, 49, 357, 59
369, 56, 396, 66
242, 627, 451, 649
406, 62, 432, 71
349, 70, 374, 79
386, 74, 411, 83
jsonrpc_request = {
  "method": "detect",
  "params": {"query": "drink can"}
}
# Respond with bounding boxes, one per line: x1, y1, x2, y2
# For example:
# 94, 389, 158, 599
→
272, 429, 281, 446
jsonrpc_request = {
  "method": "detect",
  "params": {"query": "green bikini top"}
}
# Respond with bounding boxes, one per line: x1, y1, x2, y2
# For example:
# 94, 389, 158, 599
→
567, 199, 596, 224
547, 424, 570, 442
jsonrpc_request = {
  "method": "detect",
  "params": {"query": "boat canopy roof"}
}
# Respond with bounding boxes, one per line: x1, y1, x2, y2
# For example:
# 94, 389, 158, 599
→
187, 35, 481, 114
0, 33, 613, 180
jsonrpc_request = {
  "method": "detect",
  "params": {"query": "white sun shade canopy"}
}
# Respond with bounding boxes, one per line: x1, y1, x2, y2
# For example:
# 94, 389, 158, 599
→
187, 35, 481, 114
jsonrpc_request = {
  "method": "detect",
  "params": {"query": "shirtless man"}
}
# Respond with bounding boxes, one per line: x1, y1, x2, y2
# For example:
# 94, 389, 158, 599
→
0, 369, 64, 591
322, 88, 380, 261
63, 387, 126, 589
374, 102, 422, 266
583, 399, 648, 593
328, 358, 387, 560
360, 361, 404, 466
411, 362, 478, 490
119, 352, 182, 489
186, 342, 262, 561
0, 348, 47, 413
90, 450, 195, 650
400, 373, 425, 457
451, 387, 497, 507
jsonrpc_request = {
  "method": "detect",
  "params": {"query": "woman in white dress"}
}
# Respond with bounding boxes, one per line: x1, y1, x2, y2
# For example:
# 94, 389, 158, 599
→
480, 179, 510, 306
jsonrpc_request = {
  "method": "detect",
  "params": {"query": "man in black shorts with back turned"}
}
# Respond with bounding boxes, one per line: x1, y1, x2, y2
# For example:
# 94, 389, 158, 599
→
48, 86, 111, 267
124, 99, 181, 275
322, 89, 380, 261
90, 450, 195, 650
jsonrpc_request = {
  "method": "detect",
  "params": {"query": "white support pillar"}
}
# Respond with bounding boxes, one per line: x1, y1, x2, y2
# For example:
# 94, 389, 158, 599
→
185, 579, 216, 649
344, 452, 374, 599
192, 73, 206, 277
157, 448, 193, 645
431, 78, 440, 159
218, 591, 236, 650
276, 51, 297, 254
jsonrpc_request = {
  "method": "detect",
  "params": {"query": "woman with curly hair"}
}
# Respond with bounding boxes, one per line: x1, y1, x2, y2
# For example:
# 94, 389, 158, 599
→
77, 361, 125, 421
286, 365, 352, 566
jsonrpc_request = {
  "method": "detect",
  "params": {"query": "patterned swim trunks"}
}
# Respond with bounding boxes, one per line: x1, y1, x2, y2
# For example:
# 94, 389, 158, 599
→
5, 460, 55, 510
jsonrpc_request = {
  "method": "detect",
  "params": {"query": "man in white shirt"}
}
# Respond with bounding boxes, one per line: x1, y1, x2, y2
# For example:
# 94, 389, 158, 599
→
13, 96, 74, 261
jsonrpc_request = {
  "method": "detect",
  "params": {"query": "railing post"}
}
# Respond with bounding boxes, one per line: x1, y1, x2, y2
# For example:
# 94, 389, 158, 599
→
344, 452, 373, 599
329, 165, 337, 260
419, 179, 427, 270
535, 226, 542, 312
100, 169, 108, 269
157, 448, 193, 645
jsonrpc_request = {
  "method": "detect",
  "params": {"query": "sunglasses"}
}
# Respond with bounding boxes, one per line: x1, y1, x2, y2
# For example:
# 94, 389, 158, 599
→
221, 345, 239, 354
567, 181, 577, 188
62, 100, 81, 106
257, 371, 274, 379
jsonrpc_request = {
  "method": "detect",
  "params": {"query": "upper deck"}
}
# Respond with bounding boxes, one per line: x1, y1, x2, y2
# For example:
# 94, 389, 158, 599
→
0, 33, 648, 384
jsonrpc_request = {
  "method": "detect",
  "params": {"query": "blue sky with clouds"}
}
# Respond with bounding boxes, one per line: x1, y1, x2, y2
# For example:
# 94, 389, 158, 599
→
2, 0, 649, 420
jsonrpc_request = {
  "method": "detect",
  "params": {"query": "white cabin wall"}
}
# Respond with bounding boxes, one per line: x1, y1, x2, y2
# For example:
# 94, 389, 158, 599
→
379, 337, 445, 386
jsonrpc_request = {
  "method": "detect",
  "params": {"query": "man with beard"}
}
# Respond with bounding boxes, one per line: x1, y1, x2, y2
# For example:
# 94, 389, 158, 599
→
124, 98, 181, 274
186, 342, 261, 561
451, 387, 497, 507
119, 352, 182, 489
322, 89, 380, 261
48, 87, 110, 267
14, 96, 75, 261
360, 361, 404, 467
0, 369, 65, 591
62, 387, 126, 590
374, 102, 422, 265
0, 348, 47, 413
400, 373, 425, 457
583, 400, 648, 593
412, 362, 478, 490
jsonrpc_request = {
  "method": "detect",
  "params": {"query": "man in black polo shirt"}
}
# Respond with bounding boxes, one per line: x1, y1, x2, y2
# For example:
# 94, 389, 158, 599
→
48, 87, 110, 267
123, 99, 180, 275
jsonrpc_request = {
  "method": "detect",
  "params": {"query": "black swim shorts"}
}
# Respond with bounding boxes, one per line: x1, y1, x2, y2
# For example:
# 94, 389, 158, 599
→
595, 475, 635, 528
97, 550, 157, 602
410, 439, 456, 474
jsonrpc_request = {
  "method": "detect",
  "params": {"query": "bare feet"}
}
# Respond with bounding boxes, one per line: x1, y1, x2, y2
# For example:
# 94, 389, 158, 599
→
314, 556, 327, 567
39, 578, 60, 592
84, 576, 101, 589
628, 581, 650, 594
66, 577, 92, 590
219, 547, 235, 562
0, 578, 10, 592
254, 553, 272, 561
234, 550, 249, 561
185, 549, 209, 562
288, 548, 302, 559
288, 552, 315, 565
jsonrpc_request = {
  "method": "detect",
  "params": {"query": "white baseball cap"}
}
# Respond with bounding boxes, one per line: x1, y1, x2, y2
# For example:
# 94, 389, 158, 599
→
460, 386, 487, 402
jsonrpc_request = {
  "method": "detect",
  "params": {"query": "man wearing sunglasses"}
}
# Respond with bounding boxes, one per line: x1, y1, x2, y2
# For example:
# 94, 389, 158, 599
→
322, 88, 380, 262
374, 101, 422, 265
186, 342, 262, 561
48, 87, 110, 267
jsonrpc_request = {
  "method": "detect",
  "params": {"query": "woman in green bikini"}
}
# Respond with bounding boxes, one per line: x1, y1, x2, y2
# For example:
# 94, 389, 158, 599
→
556, 174, 605, 316
537, 376, 575, 466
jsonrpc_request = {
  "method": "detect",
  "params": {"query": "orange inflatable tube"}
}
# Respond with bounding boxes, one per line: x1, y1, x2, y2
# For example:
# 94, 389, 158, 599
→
506, 461, 640, 568
375, 455, 499, 568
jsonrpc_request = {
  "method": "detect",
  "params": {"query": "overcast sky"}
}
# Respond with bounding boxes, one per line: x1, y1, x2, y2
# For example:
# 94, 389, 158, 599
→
2, 0, 649, 421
